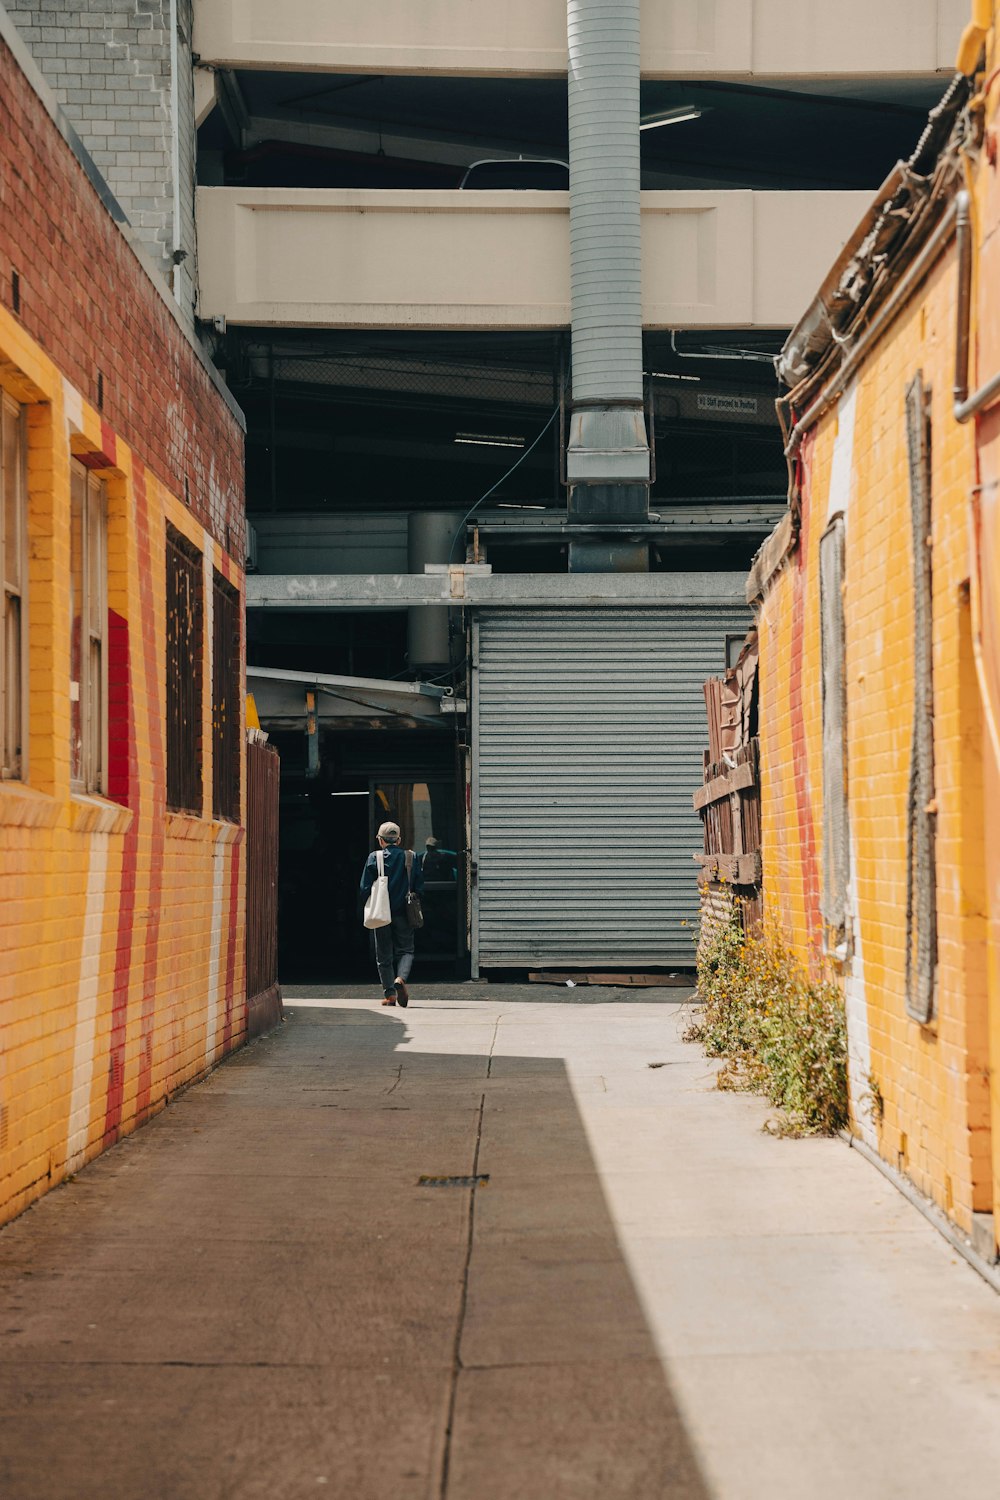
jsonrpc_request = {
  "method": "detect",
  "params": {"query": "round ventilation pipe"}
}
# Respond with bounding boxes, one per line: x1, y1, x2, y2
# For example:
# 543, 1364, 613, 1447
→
567, 0, 643, 406
407, 511, 457, 669
565, 0, 650, 517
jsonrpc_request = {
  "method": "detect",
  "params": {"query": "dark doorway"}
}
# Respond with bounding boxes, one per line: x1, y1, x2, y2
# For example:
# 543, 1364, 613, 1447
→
371, 778, 461, 964
277, 774, 371, 983
270, 725, 460, 984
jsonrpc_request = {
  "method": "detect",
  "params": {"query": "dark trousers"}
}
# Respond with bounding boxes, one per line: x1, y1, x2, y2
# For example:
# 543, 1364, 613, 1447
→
374, 912, 415, 993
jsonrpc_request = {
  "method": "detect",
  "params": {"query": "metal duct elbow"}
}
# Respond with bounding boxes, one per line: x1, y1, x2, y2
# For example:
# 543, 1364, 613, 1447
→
566, 0, 649, 496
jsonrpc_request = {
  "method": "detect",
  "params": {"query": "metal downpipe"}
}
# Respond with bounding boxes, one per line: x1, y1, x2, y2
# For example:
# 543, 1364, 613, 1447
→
954, 187, 1000, 423
954, 190, 973, 410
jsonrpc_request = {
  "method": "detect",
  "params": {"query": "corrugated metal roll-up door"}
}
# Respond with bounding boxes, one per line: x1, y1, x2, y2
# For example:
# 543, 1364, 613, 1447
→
472, 606, 750, 969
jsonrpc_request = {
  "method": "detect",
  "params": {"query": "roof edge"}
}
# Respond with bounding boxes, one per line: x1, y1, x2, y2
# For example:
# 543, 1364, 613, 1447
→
777, 72, 972, 396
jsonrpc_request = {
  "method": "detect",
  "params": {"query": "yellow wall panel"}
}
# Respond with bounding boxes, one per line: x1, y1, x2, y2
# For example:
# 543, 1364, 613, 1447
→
0, 306, 247, 1226
757, 226, 992, 1232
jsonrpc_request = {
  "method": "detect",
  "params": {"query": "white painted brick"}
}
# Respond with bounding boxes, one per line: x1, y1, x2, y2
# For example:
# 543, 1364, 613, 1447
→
6, 0, 193, 323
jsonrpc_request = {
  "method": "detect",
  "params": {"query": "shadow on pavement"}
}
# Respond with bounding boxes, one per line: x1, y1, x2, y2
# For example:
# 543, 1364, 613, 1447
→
0, 1004, 711, 1499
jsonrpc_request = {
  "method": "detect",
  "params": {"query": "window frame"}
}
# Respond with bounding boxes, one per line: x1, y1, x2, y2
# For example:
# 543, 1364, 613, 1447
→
904, 371, 937, 1023
1, 393, 28, 780
69, 457, 108, 795
165, 524, 205, 816
725, 633, 746, 671
211, 569, 241, 823
819, 513, 849, 944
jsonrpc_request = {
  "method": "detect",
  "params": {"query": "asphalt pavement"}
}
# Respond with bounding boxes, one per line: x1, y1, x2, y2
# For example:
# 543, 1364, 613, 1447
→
3, 987, 1000, 1498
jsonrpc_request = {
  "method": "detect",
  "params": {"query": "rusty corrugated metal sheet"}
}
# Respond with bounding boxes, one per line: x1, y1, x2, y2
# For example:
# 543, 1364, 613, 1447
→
246, 735, 282, 1035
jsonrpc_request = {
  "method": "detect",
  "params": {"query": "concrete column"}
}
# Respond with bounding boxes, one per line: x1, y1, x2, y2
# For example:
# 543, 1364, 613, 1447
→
407, 511, 457, 669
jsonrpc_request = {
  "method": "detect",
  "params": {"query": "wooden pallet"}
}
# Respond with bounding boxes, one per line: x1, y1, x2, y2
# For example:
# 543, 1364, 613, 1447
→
528, 972, 692, 987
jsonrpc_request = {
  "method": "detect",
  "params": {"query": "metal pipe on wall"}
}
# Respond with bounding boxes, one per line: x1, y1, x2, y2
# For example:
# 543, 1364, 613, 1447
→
953, 192, 1000, 425
954, 190, 973, 408
169, 0, 183, 304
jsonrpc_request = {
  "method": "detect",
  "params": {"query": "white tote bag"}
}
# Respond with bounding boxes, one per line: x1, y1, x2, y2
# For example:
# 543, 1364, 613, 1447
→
363, 850, 392, 929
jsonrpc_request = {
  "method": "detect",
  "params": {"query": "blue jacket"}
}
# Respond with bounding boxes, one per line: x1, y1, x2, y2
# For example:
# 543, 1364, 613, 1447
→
360, 844, 425, 914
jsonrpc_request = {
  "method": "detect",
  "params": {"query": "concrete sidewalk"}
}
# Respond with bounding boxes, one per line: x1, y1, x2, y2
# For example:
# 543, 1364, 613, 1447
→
3, 993, 1000, 1499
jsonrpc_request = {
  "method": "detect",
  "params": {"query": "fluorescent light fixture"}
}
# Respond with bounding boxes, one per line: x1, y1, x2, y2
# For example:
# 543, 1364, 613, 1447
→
496, 502, 546, 510
649, 370, 701, 383
454, 432, 525, 449
640, 105, 704, 132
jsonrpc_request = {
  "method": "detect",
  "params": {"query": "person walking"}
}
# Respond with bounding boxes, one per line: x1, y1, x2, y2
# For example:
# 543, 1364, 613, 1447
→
360, 821, 425, 1007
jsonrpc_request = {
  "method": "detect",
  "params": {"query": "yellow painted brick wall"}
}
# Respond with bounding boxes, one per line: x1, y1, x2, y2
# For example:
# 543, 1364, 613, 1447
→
758, 428, 825, 956
758, 240, 990, 1231
967, 3, 1000, 1251
0, 306, 247, 1227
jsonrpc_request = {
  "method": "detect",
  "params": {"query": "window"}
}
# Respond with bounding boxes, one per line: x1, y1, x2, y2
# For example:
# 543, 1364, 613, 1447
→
70, 459, 107, 792
212, 570, 240, 821
1, 395, 27, 778
166, 525, 204, 813
725, 633, 745, 670
819, 516, 849, 939
904, 372, 937, 1022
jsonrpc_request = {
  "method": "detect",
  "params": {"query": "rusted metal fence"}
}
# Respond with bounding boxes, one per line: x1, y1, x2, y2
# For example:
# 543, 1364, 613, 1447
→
693, 634, 763, 939
246, 732, 282, 1036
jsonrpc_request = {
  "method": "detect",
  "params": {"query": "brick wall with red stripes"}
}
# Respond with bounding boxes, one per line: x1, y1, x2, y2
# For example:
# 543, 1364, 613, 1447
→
754, 241, 991, 1236
0, 29, 248, 1226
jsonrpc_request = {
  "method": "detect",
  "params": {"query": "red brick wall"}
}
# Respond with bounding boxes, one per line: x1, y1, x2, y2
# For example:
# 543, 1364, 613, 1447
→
0, 32, 248, 1227
0, 33, 244, 555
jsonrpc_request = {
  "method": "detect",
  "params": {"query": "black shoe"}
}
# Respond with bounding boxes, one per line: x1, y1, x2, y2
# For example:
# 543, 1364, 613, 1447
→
382, 990, 397, 1006
395, 979, 409, 1008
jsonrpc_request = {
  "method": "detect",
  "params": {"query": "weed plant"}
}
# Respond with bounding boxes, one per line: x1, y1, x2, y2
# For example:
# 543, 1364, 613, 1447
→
690, 908, 848, 1136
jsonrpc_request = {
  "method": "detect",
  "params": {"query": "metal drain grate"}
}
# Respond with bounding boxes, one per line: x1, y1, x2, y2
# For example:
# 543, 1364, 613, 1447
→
418, 1174, 489, 1188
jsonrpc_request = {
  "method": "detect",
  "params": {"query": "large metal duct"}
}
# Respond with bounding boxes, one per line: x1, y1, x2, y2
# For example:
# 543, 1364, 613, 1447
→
565, 0, 650, 563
